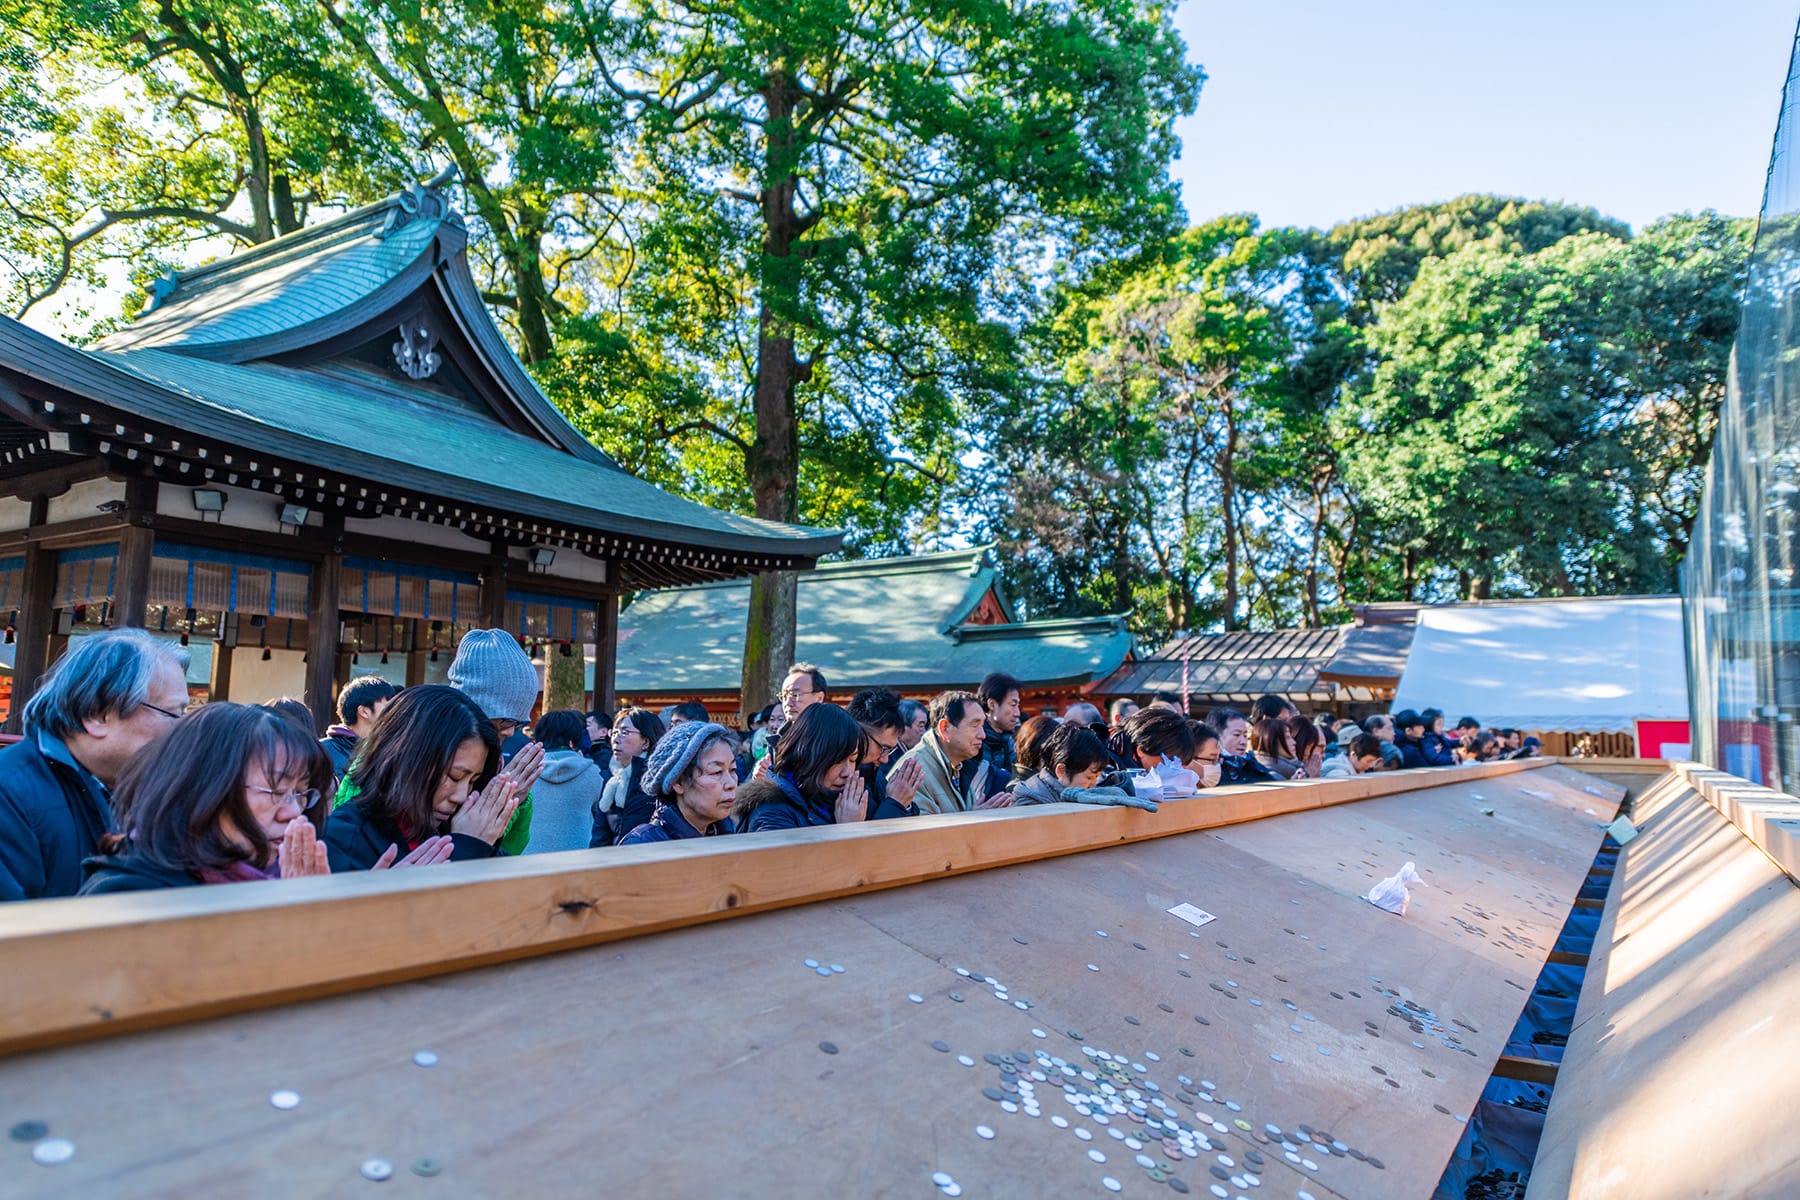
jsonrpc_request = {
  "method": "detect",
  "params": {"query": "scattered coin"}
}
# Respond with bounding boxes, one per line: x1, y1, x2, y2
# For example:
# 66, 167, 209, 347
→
949, 993, 964, 1003
411, 1158, 441, 1178
31, 1138, 74, 1166
975, 1125, 995, 1140
1087, 964, 1101, 972
932, 1171, 954, 1187
1014, 936, 1030, 945
804, 958, 820, 969
819, 1041, 839, 1055
1088, 1148, 1107, 1163
10, 1121, 48, 1143
1103, 1177, 1122, 1192
360, 1158, 393, 1182
931, 1040, 950, 1052
413, 1050, 438, 1068
909, 994, 925, 1004
830, 964, 845, 974
270, 1090, 301, 1110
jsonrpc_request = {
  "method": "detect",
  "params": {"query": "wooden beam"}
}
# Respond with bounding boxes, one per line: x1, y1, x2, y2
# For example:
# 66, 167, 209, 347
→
208, 641, 233, 703
111, 476, 158, 628
593, 593, 618, 715
1, 505, 55, 734
479, 547, 509, 628
0, 758, 1600, 1054
404, 617, 427, 687
303, 520, 343, 737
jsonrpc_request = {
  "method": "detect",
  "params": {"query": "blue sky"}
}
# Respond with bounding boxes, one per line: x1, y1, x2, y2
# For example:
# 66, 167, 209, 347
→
1171, 0, 1798, 233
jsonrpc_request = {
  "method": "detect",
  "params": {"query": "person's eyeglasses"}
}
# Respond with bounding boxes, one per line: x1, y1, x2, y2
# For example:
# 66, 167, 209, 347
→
779, 688, 817, 702
250, 786, 321, 809
140, 702, 188, 722
1192, 755, 1221, 765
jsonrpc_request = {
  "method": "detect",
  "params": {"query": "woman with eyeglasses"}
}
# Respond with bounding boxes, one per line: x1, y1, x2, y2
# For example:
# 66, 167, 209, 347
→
589, 707, 666, 847
79, 703, 340, 894
323, 686, 520, 871
732, 703, 871, 832
618, 722, 741, 843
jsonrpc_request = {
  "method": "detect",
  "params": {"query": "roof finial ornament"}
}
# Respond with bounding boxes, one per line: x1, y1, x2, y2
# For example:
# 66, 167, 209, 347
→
377, 165, 461, 239
146, 269, 180, 311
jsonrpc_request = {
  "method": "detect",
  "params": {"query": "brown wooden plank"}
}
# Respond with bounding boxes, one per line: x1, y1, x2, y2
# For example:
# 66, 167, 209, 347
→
1527, 768, 1800, 1200
1492, 1054, 1559, 1085
0, 760, 1560, 1055
0, 766, 1614, 1199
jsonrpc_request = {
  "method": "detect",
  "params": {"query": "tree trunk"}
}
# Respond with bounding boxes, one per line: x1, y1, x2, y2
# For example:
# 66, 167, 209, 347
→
547, 643, 587, 712
1219, 394, 1241, 630
513, 228, 555, 365
740, 67, 806, 719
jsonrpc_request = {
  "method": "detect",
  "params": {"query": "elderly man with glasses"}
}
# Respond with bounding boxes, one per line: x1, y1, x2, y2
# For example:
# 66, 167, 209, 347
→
0, 628, 191, 901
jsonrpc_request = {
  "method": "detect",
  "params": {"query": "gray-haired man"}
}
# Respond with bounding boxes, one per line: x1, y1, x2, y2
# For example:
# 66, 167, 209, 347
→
0, 629, 190, 901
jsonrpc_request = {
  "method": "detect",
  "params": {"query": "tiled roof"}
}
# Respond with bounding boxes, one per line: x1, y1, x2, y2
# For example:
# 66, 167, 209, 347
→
615, 549, 1133, 695
1096, 627, 1348, 698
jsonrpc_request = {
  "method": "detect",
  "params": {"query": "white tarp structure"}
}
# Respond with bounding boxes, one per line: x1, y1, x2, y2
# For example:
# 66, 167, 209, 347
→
1392, 596, 1687, 734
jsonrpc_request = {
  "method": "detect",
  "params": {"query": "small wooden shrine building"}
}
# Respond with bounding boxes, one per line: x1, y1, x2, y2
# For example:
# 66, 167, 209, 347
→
0, 178, 838, 731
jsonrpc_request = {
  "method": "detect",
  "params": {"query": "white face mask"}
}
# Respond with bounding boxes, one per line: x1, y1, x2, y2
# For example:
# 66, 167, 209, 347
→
1200, 761, 1222, 789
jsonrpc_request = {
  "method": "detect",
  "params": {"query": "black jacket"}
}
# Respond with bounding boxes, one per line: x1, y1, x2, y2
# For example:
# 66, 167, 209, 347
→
0, 733, 115, 902
78, 853, 200, 895
1395, 734, 1430, 770
978, 728, 1017, 784
589, 760, 656, 848
320, 732, 358, 777
1219, 753, 1277, 785
1419, 731, 1456, 767
322, 801, 501, 872
859, 762, 920, 822
736, 775, 836, 832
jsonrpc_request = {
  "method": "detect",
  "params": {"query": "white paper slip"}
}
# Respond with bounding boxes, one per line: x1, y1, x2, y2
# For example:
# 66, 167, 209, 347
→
1166, 903, 1217, 928
1605, 816, 1639, 845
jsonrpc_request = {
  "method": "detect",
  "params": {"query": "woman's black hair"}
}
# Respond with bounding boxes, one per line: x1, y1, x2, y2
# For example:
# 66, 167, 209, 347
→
104, 702, 332, 874
347, 685, 500, 839
1118, 708, 1196, 762
768, 702, 862, 800
616, 707, 667, 753
1288, 715, 1324, 762
1047, 723, 1108, 776
1015, 714, 1061, 774
1421, 707, 1445, 731
1187, 721, 1219, 754
534, 709, 586, 752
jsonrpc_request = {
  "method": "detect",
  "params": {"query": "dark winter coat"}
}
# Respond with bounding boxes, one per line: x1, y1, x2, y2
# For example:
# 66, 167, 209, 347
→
321, 801, 501, 872
1419, 731, 1457, 768
0, 733, 115, 903
618, 803, 730, 844
77, 853, 201, 895
859, 762, 920, 822
319, 729, 359, 777
1396, 734, 1430, 770
1218, 753, 1277, 785
589, 759, 656, 848
737, 774, 837, 832
977, 727, 1017, 790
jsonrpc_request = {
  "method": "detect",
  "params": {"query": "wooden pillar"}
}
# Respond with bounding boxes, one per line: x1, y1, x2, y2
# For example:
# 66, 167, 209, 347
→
209, 642, 234, 703
479, 548, 509, 630
404, 618, 427, 687
304, 523, 344, 737
111, 476, 159, 629
3, 500, 56, 734
593, 593, 619, 716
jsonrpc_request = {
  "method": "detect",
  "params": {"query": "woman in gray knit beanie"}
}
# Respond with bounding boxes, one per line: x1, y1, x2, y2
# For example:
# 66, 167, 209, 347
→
618, 720, 738, 844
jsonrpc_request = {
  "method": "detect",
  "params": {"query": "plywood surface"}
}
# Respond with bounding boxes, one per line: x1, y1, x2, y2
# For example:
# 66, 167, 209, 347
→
1526, 769, 1800, 1200
0, 759, 1559, 1052
0, 767, 1620, 1199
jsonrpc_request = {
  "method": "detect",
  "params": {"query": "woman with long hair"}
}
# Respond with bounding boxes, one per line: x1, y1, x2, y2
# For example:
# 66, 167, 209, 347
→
732, 703, 868, 832
1250, 716, 1301, 780
589, 707, 666, 846
1287, 715, 1325, 780
323, 685, 519, 871
80, 703, 338, 893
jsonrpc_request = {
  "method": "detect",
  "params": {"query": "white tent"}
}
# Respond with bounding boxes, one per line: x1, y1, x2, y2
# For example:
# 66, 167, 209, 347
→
1392, 596, 1687, 734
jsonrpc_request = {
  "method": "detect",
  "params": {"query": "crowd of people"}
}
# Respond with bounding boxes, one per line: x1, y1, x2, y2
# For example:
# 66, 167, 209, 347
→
0, 627, 1542, 903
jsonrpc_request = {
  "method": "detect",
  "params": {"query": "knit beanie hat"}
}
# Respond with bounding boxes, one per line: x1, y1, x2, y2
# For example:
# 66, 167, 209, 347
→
641, 721, 730, 798
447, 629, 539, 723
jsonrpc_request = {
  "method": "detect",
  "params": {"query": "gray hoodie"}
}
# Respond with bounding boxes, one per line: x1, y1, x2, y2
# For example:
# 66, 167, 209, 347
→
523, 750, 606, 854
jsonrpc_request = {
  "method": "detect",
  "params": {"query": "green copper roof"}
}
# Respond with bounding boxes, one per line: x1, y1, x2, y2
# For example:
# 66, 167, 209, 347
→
96, 202, 445, 355
614, 548, 1133, 695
